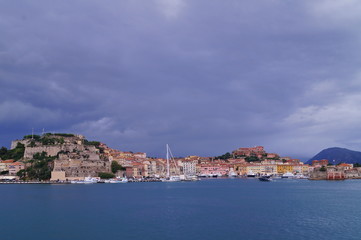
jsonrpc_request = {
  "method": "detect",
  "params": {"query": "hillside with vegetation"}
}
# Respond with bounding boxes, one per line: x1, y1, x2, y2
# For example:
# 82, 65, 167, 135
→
1, 133, 114, 180
0, 143, 25, 161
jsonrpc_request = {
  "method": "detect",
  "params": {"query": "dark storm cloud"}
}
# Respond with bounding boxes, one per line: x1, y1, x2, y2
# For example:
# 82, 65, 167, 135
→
1, 0, 361, 159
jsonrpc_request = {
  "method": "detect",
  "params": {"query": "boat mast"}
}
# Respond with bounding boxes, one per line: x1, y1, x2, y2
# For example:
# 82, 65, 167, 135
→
166, 144, 170, 178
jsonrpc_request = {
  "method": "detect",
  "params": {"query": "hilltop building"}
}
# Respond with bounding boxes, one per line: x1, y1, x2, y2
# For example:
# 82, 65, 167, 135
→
232, 146, 266, 157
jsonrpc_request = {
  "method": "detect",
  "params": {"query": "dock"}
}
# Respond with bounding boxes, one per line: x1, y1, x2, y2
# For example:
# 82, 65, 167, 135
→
0, 181, 72, 184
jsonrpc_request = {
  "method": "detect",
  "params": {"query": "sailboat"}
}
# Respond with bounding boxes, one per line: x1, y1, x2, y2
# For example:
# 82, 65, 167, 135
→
161, 144, 181, 182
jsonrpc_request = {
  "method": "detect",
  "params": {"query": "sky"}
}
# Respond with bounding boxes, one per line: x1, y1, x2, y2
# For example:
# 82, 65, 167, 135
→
1, 0, 361, 160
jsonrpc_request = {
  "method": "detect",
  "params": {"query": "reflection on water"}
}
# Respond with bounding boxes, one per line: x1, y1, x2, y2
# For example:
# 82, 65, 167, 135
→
1, 179, 361, 240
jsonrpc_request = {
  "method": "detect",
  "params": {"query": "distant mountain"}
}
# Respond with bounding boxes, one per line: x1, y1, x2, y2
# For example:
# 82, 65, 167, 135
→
307, 147, 361, 165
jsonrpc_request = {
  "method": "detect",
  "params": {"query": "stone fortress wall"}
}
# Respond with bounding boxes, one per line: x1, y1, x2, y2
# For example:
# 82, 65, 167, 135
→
12, 134, 110, 178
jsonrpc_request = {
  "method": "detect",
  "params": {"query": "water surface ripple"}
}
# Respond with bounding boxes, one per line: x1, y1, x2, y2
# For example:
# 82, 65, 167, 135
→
1, 178, 360, 240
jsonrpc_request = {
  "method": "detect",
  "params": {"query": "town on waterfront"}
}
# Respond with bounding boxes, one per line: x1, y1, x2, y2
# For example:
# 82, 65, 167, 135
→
0, 133, 359, 183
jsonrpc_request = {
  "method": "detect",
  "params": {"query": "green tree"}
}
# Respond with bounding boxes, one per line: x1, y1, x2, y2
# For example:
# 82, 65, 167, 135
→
0, 143, 25, 160
23, 152, 55, 180
319, 166, 327, 172
53, 133, 74, 137
111, 161, 125, 173
215, 152, 232, 160
245, 156, 260, 162
98, 172, 115, 179
84, 140, 101, 147
40, 137, 56, 145
12, 143, 25, 160
0, 146, 8, 156
28, 140, 36, 147
23, 135, 41, 140
33, 151, 48, 160
17, 169, 26, 180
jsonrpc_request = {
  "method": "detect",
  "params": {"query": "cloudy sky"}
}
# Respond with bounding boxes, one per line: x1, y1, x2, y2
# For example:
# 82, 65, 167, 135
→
1, 0, 361, 160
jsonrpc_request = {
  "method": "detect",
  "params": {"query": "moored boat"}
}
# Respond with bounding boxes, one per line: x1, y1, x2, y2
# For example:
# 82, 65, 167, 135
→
282, 172, 295, 178
259, 176, 272, 182
184, 175, 200, 181
161, 144, 181, 182
104, 177, 128, 183
247, 171, 256, 177
294, 174, 308, 179
71, 177, 99, 184
162, 175, 181, 182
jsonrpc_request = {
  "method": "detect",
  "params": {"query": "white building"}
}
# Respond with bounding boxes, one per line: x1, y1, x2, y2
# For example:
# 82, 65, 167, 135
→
183, 161, 197, 176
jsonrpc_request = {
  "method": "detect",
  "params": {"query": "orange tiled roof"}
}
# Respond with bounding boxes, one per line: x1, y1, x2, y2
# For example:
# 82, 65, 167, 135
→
2, 160, 15, 163
10, 162, 24, 166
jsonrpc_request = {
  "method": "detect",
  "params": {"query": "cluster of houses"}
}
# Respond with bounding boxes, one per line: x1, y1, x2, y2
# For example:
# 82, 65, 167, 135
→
309, 159, 361, 180
103, 146, 313, 178
4, 139, 361, 181
102, 146, 361, 180
0, 160, 25, 179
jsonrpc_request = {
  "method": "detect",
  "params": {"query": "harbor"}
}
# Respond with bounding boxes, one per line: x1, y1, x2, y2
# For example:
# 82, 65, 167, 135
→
2, 178, 361, 240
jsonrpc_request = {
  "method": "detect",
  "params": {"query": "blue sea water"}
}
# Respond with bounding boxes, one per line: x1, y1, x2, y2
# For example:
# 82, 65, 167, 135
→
1, 178, 361, 240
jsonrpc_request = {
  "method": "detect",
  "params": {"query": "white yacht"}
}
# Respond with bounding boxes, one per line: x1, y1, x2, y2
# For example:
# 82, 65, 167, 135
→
185, 175, 199, 181
282, 172, 295, 178
104, 177, 128, 183
169, 176, 181, 182
71, 177, 99, 184
294, 174, 308, 179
